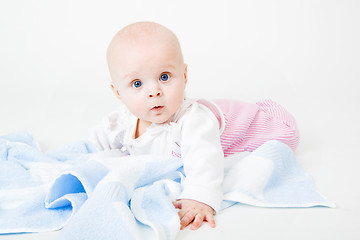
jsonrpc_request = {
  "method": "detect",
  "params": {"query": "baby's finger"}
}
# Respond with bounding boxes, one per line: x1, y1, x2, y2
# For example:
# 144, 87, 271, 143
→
190, 213, 205, 230
177, 207, 190, 220
172, 200, 182, 209
205, 213, 216, 228
180, 211, 196, 230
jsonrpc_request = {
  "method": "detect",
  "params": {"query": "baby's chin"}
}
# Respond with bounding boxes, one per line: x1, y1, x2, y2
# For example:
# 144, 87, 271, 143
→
141, 110, 178, 125
147, 116, 172, 124
152, 118, 170, 124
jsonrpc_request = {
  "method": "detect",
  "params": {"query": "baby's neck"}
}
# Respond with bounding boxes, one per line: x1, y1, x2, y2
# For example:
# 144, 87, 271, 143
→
135, 119, 152, 139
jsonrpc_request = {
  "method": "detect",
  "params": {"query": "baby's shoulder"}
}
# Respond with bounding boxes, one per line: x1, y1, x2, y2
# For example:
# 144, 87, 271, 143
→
100, 104, 134, 130
179, 99, 225, 134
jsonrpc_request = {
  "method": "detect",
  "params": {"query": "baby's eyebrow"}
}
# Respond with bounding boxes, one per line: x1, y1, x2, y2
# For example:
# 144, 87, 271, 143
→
160, 64, 176, 70
122, 73, 139, 80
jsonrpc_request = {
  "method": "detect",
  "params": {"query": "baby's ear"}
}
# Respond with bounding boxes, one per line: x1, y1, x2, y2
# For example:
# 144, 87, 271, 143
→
184, 64, 188, 85
111, 83, 121, 100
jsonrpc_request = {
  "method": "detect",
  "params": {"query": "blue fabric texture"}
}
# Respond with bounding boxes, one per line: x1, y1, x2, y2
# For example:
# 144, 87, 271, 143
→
0, 132, 335, 239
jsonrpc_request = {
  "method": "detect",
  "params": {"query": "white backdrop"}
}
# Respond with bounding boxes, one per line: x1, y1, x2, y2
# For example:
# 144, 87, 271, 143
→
1, 0, 358, 150
0, 1, 359, 239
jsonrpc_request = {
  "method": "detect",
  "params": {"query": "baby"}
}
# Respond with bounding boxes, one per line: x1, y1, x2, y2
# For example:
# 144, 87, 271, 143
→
92, 21, 300, 230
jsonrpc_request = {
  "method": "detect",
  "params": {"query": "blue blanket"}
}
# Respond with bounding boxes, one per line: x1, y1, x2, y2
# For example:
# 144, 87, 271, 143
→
0, 132, 335, 239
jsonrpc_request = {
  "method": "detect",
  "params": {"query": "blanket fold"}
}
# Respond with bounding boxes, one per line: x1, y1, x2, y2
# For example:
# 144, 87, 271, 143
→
0, 132, 335, 240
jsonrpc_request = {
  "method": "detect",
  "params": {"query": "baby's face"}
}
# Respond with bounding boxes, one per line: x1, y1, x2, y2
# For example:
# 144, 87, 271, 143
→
108, 32, 187, 126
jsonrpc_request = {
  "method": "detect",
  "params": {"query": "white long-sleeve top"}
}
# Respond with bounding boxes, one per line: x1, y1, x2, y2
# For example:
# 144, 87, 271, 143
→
90, 98, 225, 212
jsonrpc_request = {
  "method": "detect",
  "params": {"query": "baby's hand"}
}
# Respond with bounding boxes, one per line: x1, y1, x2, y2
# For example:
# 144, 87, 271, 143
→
172, 199, 215, 230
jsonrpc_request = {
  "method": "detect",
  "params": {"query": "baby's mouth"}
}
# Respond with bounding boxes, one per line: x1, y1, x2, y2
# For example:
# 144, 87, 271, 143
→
151, 106, 164, 111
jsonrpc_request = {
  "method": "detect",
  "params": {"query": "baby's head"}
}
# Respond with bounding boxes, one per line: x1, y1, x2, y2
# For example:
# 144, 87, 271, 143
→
107, 22, 187, 125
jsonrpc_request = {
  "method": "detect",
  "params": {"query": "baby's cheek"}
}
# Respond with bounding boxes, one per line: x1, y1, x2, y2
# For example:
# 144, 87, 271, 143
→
125, 99, 144, 118
170, 90, 185, 107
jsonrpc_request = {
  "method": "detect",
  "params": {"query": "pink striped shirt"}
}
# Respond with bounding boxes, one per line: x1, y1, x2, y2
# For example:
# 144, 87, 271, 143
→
210, 99, 300, 157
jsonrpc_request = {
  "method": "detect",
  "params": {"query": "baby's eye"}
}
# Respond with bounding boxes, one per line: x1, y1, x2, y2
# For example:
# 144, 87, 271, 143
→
132, 80, 142, 88
160, 73, 169, 82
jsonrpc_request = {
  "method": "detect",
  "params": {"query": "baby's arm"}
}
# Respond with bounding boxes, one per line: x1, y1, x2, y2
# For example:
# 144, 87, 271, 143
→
173, 199, 215, 230
176, 102, 224, 229
90, 108, 127, 151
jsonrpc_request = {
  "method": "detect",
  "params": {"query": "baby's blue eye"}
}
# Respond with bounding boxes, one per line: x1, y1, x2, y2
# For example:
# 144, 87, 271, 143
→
160, 73, 169, 81
132, 80, 142, 88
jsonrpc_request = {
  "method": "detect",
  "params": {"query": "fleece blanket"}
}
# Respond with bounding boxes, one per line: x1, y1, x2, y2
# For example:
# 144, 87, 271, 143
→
0, 132, 335, 239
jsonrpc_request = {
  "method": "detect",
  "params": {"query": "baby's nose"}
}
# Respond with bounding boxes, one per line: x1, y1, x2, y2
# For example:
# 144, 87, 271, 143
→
149, 92, 161, 98
148, 84, 162, 98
